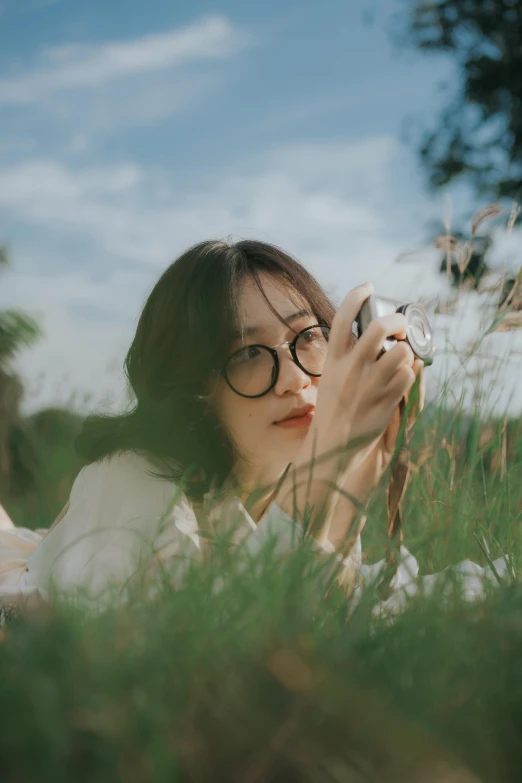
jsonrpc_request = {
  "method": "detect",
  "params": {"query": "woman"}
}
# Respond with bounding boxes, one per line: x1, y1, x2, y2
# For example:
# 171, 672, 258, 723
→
2, 238, 499, 613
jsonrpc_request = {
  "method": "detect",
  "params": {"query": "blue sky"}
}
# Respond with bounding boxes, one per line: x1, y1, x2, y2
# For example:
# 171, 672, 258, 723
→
1, 0, 521, 415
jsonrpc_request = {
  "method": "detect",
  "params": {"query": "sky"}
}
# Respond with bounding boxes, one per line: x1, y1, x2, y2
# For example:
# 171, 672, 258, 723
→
1, 0, 521, 418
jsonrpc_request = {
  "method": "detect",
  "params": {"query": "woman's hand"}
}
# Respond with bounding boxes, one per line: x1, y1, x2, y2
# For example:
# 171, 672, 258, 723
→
326, 360, 424, 553
275, 282, 418, 544
346, 357, 425, 492
328, 358, 425, 541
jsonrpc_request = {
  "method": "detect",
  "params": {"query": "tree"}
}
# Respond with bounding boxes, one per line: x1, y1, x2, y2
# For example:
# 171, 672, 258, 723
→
0, 247, 87, 529
397, 0, 522, 200
0, 246, 41, 499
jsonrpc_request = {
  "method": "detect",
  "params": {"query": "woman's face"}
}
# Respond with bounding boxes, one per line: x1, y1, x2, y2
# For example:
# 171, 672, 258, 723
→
211, 272, 322, 492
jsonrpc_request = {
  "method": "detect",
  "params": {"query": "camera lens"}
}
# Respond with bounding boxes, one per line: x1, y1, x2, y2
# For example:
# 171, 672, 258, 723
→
410, 314, 428, 349
397, 304, 434, 364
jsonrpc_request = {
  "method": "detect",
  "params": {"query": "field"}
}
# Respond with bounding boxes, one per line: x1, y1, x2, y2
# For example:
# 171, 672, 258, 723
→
1, 386, 521, 782
2, 245, 522, 781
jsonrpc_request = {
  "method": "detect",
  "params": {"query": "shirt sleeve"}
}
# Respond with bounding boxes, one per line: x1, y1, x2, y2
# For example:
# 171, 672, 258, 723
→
25, 454, 203, 602
0, 503, 15, 531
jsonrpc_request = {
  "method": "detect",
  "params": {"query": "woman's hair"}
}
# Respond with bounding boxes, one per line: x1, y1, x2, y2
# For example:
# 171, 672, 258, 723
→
75, 239, 336, 503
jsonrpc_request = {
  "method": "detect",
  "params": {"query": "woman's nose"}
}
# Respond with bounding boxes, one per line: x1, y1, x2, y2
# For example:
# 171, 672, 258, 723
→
274, 347, 310, 393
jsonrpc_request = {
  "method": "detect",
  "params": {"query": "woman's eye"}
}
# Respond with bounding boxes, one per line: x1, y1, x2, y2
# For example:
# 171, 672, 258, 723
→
303, 331, 317, 342
230, 346, 260, 365
300, 328, 322, 343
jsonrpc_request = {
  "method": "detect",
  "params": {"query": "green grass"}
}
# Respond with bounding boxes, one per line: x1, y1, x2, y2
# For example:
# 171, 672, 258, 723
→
1, 364, 522, 782
1, 539, 522, 782
363, 401, 522, 574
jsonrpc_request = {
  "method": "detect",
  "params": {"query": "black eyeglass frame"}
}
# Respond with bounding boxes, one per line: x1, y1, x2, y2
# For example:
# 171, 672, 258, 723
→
219, 323, 331, 399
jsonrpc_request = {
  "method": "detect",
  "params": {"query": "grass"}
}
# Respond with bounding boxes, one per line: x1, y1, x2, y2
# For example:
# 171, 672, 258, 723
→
1, 215, 522, 781
1, 389, 521, 782
363, 401, 522, 574
1, 532, 522, 782
5, 383, 522, 573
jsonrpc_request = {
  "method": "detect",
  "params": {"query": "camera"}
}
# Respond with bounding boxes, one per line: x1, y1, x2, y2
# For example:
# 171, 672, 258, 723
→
355, 294, 435, 366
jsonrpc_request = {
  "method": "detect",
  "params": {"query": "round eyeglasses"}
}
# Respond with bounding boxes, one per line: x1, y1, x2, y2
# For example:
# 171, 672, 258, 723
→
220, 324, 331, 398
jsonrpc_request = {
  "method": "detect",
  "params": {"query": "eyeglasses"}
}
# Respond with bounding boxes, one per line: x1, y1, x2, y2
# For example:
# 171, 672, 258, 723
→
220, 324, 331, 398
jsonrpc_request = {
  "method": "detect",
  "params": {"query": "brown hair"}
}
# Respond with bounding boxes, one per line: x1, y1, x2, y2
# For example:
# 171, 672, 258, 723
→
75, 239, 336, 504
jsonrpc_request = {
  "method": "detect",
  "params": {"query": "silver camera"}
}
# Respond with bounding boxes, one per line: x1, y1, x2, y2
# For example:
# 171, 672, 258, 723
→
355, 295, 435, 366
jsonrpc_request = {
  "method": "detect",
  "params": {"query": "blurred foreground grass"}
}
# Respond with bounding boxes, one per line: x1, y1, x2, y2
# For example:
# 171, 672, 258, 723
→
0, 396, 521, 781
1, 539, 522, 782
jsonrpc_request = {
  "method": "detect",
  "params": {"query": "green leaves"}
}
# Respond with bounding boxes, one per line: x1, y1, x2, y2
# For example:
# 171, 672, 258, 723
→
400, 0, 522, 199
0, 246, 42, 365
0, 244, 43, 501
0, 309, 41, 364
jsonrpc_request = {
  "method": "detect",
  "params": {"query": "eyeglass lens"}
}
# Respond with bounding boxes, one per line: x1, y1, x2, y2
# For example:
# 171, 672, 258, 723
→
225, 325, 330, 397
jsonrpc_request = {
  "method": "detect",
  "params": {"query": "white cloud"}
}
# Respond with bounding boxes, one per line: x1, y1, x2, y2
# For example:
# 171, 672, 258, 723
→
0, 140, 391, 281
0, 15, 252, 105
0, 137, 399, 269
1, 136, 521, 417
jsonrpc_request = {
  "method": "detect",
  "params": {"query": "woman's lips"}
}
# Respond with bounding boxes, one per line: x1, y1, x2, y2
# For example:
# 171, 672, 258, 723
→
275, 411, 314, 428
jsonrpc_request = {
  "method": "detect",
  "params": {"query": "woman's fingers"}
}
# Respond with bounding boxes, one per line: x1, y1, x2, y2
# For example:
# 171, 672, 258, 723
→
355, 313, 409, 362
316, 283, 424, 467
329, 282, 374, 359
385, 364, 416, 405
375, 340, 415, 385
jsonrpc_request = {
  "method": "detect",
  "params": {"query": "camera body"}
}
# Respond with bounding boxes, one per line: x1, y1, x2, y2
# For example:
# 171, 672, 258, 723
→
355, 294, 435, 367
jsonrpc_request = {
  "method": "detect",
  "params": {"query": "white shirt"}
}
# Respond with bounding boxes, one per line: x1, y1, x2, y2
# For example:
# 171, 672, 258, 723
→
0, 449, 508, 616
0, 450, 360, 609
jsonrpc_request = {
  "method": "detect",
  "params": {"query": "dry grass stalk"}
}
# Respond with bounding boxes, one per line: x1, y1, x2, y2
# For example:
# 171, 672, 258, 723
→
434, 234, 476, 277
395, 245, 431, 263
478, 426, 495, 451
471, 203, 504, 235
434, 234, 457, 280
507, 201, 521, 235
492, 311, 522, 332
455, 240, 473, 273
434, 234, 459, 252
500, 267, 522, 311
499, 417, 508, 482
408, 446, 438, 475
435, 297, 458, 315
